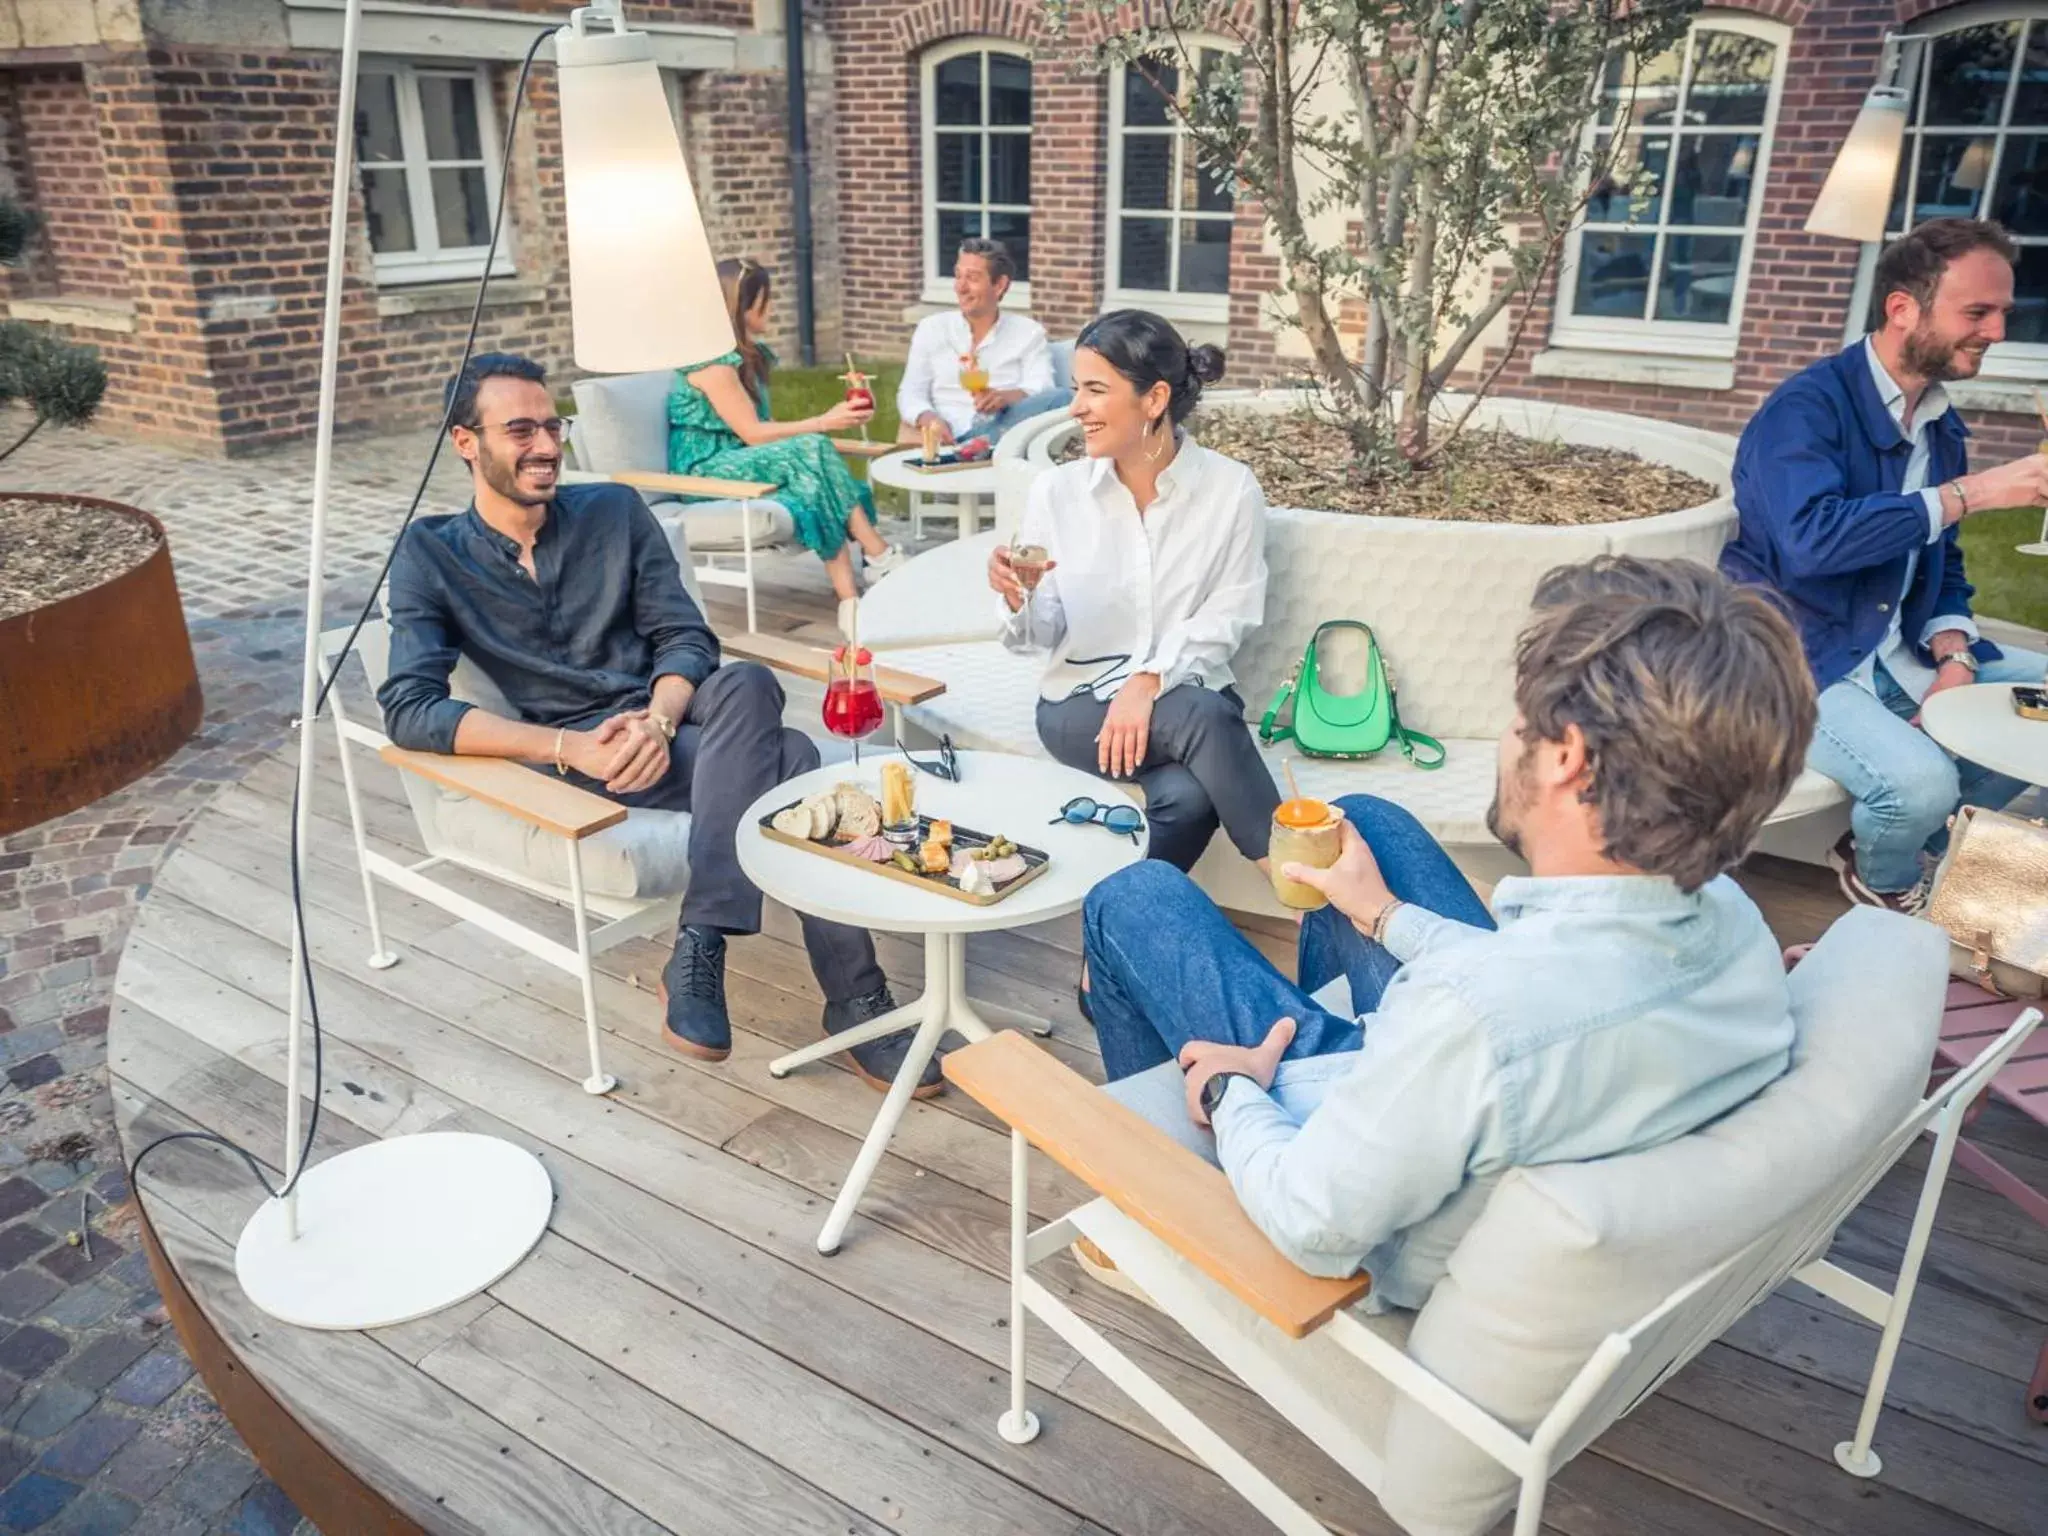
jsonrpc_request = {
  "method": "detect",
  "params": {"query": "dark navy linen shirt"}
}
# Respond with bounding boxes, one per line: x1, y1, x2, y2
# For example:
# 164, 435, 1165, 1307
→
378, 482, 720, 754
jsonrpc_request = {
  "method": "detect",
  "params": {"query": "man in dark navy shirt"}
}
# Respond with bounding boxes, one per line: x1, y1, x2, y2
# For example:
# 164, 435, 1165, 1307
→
379, 353, 937, 1094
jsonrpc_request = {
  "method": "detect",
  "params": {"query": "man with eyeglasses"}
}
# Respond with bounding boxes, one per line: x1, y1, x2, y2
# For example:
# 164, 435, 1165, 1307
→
378, 353, 938, 1095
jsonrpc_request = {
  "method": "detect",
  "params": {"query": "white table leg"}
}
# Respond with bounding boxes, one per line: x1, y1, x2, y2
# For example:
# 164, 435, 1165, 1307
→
960, 998, 1054, 1037
815, 931, 991, 1253
767, 995, 924, 1078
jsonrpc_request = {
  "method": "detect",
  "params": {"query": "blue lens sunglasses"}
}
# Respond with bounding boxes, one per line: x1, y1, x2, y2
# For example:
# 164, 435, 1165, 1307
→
1051, 796, 1146, 845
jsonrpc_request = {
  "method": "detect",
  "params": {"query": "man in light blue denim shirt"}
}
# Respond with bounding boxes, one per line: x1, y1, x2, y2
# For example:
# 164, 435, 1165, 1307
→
1080, 557, 1820, 1310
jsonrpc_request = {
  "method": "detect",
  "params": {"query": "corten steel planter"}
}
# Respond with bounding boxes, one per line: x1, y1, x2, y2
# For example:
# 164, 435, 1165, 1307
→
0, 494, 202, 835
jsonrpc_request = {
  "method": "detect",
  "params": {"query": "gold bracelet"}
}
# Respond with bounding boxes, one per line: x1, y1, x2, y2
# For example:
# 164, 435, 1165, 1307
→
1949, 479, 1970, 518
553, 727, 567, 776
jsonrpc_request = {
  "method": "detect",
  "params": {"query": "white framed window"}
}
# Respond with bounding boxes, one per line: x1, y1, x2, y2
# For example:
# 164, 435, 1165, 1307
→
921, 39, 1032, 306
1553, 16, 1789, 359
1877, 6, 2048, 374
1105, 45, 1239, 322
355, 59, 512, 285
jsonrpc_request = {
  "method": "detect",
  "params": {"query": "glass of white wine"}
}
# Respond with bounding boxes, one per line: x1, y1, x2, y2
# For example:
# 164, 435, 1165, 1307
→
1010, 537, 1050, 653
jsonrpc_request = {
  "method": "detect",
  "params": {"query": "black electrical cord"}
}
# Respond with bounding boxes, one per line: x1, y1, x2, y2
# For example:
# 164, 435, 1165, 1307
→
128, 23, 562, 1202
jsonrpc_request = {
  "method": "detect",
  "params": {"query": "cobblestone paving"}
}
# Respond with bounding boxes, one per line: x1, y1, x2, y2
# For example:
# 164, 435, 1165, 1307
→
1, 417, 476, 1535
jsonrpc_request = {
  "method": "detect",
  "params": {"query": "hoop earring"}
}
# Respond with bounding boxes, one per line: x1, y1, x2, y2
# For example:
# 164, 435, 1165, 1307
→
1145, 415, 1168, 463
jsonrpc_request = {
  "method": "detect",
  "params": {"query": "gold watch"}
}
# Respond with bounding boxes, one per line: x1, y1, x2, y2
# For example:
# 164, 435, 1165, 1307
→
647, 709, 678, 741
1939, 649, 1979, 676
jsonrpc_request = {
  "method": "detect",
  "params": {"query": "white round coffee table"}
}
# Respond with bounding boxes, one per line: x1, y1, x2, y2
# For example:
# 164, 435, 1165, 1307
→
871, 448, 999, 542
739, 750, 1146, 1253
1921, 683, 2048, 787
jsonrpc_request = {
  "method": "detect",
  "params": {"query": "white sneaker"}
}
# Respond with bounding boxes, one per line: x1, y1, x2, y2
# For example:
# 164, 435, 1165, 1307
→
837, 597, 859, 640
862, 544, 909, 588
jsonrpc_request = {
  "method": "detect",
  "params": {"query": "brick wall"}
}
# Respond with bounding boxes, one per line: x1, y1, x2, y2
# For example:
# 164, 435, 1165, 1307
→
1478, 0, 2041, 450
4, 67, 125, 301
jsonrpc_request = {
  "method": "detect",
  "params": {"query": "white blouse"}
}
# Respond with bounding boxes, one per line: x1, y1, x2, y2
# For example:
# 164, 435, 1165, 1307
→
1001, 437, 1269, 703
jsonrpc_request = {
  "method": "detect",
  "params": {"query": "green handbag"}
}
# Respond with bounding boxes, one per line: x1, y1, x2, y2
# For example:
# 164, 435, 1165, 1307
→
1258, 620, 1445, 768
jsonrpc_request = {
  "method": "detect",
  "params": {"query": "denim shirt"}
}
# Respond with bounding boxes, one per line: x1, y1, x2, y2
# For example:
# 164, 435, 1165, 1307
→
1211, 874, 1794, 1311
378, 482, 720, 753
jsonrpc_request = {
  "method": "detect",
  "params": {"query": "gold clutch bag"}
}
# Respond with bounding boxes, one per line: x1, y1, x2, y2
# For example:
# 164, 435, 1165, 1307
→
1924, 805, 2048, 999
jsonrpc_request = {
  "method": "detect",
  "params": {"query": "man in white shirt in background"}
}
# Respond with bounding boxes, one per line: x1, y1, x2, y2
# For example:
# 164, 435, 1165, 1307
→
896, 237, 1071, 446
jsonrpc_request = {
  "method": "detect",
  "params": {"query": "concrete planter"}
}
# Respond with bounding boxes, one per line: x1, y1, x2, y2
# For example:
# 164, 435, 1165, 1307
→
0, 494, 202, 835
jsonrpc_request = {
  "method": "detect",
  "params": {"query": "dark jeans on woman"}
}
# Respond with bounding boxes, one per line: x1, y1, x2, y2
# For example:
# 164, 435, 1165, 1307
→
1036, 683, 1282, 872
1081, 794, 1496, 1081
565, 660, 883, 1002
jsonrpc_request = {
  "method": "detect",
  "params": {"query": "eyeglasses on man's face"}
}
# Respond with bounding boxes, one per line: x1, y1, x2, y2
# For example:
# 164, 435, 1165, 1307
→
468, 417, 567, 448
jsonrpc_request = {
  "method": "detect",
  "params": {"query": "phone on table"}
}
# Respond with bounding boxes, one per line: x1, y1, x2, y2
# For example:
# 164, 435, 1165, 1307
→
2014, 685, 2048, 722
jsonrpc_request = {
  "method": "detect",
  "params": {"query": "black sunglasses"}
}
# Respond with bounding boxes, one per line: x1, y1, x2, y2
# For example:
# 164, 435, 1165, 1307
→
1051, 796, 1146, 844
897, 733, 960, 782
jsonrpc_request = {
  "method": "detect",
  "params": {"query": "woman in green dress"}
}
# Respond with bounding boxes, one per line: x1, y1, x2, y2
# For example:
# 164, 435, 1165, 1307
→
669, 259, 906, 636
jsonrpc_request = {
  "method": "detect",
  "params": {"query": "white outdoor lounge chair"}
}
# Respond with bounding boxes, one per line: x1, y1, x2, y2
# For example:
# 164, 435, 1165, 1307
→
318, 529, 942, 1099
943, 905, 2043, 1536
568, 368, 891, 633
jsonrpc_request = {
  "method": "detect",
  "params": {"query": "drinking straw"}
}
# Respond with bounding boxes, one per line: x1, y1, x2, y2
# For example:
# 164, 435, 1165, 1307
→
1283, 758, 1301, 802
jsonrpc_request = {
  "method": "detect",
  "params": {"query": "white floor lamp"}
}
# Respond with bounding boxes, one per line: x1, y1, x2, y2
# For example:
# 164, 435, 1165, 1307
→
234, 0, 735, 1329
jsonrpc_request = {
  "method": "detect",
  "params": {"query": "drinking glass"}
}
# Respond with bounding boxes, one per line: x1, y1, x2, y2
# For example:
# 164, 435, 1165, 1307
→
958, 354, 990, 396
2022, 437, 2048, 556
822, 645, 883, 766
1008, 537, 1051, 653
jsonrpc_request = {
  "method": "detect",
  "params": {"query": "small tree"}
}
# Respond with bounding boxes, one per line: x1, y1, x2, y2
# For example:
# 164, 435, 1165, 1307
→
1058, 0, 1698, 474
0, 194, 107, 461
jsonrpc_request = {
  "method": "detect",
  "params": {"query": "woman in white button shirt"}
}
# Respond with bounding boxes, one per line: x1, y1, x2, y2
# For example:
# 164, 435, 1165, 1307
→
987, 310, 1280, 872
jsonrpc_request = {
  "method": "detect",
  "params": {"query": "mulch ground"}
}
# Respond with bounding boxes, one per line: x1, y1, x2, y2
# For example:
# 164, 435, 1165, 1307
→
1057, 409, 1716, 524
0, 498, 161, 622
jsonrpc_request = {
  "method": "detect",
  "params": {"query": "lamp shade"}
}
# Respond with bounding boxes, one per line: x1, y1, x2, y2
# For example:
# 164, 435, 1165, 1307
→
1805, 82, 1910, 242
556, 23, 734, 373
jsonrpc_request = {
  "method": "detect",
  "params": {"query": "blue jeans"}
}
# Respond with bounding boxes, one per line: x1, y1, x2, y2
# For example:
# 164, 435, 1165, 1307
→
1809, 647, 2047, 892
1082, 795, 1497, 1081
973, 388, 1074, 443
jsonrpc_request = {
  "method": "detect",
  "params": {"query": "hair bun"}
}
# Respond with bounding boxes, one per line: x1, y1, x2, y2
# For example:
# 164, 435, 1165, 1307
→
1187, 343, 1226, 387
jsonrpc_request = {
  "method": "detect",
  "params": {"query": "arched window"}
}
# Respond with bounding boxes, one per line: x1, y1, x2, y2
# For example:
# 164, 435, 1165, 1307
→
1106, 44, 1240, 322
921, 40, 1032, 301
1885, 8, 2048, 357
1554, 16, 1790, 358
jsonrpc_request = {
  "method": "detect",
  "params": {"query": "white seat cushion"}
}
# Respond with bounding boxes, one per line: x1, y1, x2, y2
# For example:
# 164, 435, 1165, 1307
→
434, 792, 692, 901
860, 531, 1007, 649
648, 497, 795, 555
570, 370, 674, 475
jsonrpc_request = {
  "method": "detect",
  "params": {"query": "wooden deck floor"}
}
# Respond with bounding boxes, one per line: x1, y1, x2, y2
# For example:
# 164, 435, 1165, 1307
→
110, 565, 2048, 1536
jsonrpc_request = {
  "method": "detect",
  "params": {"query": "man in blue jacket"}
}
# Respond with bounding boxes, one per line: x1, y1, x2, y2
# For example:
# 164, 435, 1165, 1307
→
1722, 218, 2048, 911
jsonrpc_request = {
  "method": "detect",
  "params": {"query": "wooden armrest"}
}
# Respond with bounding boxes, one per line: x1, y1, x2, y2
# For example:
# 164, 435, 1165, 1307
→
377, 747, 627, 840
722, 631, 947, 707
830, 437, 894, 461
612, 469, 779, 501
944, 1031, 1370, 1338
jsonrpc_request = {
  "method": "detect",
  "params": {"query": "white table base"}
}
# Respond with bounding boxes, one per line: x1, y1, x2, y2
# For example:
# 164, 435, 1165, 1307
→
908, 485, 992, 542
767, 931, 1048, 1254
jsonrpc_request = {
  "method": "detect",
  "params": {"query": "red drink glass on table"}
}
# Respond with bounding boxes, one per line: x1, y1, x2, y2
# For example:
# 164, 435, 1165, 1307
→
823, 645, 883, 765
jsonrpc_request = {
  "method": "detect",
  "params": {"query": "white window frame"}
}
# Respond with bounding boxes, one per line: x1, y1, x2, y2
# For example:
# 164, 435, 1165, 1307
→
920, 37, 1033, 308
1104, 40, 1238, 324
1551, 14, 1790, 361
1859, 2, 2048, 379
358, 58, 513, 286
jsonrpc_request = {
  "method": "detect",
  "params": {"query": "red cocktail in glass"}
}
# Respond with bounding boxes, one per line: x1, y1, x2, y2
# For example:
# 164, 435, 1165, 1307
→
823, 645, 883, 764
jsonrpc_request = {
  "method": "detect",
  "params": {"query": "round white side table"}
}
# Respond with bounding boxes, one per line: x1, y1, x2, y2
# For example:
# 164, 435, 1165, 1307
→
1920, 683, 2048, 788
870, 449, 1000, 542
738, 750, 1145, 1253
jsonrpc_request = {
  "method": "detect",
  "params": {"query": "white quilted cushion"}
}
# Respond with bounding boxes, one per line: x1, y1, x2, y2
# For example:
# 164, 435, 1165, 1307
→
570, 370, 673, 474
1378, 905, 1947, 1536
860, 531, 1007, 649
1233, 508, 1614, 743
432, 793, 692, 901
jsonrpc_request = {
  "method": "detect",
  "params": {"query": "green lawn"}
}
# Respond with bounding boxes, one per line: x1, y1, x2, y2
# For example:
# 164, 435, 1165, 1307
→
1960, 506, 2048, 631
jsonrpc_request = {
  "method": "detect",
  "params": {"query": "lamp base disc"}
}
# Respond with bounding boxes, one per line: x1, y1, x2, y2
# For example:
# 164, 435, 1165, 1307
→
235, 1133, 552, 1330
2015, 541, 2048, 557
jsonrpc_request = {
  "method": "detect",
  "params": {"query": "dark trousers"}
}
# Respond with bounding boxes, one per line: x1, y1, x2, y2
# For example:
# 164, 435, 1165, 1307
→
569, 661, 883, 1002
1035, 684, 1282, 872
1082, 795, 1497, 1080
